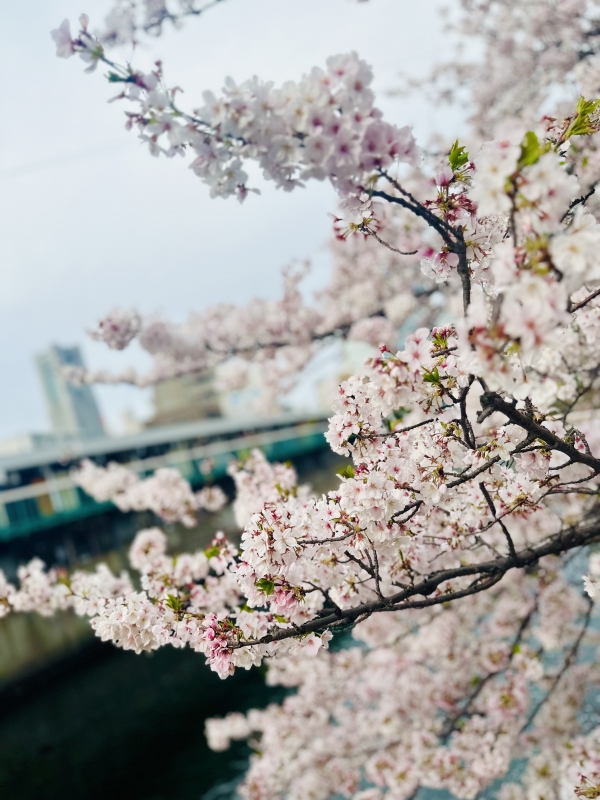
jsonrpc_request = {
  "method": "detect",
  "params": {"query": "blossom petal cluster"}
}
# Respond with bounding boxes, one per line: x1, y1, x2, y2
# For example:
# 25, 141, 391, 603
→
73, 459, 226, 527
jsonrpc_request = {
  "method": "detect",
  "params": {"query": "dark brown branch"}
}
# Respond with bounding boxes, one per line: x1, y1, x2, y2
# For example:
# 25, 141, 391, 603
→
371, 183, 471, 313
569, 285, 600, 313
370, 189, 455, 245
562, 182, 597, 223
377, 170, 460, 240
549, 487, 600, 495
478, 390, 600, 472
390, 455, 504, 524
344, 550, 377, 582
371, 546, 385, 601
458, 380, 476, 449
359, 225, 418, 255
479, 481, 517, 561
361, 418, 434, 440
302, 529, 358, 546
452, 225, 471, 312
231, 513, 600, 650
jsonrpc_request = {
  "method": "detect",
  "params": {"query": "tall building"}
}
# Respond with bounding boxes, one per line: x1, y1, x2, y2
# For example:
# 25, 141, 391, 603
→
35, 345, 105, 439
145, 371, 221, 428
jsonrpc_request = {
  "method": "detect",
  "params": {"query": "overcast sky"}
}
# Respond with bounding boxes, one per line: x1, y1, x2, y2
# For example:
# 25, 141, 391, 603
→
0, 0, 463, 439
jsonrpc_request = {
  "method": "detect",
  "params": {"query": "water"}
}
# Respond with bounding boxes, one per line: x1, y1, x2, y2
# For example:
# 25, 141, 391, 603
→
0, 453, 345, 800
0, 640, 280, 800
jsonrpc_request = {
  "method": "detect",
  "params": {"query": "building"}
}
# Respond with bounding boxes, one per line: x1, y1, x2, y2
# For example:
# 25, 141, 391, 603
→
35, 345, 105, 439
0, 433, 75, 459
145, 371, 221, 428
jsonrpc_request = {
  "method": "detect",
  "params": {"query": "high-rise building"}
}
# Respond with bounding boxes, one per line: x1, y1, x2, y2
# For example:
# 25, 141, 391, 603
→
35, 345, 105, 439
145, 371, 221, 428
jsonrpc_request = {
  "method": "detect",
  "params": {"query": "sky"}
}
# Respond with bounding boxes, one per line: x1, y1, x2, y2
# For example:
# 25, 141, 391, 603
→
0, 0, 464, 439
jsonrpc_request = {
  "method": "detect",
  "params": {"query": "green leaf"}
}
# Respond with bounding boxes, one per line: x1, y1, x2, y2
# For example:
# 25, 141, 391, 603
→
337, 464, 355, 479
273, 615, 288, 623
577, 96, 600, 115
255, 578, 275, 596
431, 331, 448, 350
204, 545, 221, 559
165, 594, 183, 611
565, 96, 600, 138
518, 131, 550, 168
422, 366, 440, 384
448, 140, 469, 172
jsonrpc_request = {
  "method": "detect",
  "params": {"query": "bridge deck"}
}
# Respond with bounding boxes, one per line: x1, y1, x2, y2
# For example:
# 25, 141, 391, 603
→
0, 415, 329, 542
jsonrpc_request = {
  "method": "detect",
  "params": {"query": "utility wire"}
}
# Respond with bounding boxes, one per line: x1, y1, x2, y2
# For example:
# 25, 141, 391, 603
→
0, 140, 130, 181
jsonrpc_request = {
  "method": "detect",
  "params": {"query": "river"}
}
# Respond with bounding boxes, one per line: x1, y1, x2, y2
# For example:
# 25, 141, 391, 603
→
0, 452, 344, 800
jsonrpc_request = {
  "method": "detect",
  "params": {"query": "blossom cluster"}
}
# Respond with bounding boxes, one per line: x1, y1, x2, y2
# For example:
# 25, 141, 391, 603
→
414, 0, 600, 141
53, 19, 418, 201
72, 458, 227, 527
207, 565, 598, 800
64, 208, 439, 411
226, 448, 310, 527
90, 0, 228, 46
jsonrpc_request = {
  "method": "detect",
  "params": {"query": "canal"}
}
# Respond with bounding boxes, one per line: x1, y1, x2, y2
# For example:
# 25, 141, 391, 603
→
0, 641, 277, 800
0, 451, 344, 800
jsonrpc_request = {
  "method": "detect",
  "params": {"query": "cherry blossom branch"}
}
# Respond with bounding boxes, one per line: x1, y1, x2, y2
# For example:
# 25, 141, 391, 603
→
371, 189, 455, 245
231, 514, 600, 649
93, 0, 230, 46
360, 417, 434, 439
35, 9, 600, 798
440, 602, 537, 741
478, 389, 600, 473
358, 224, 418, 255
372, 175, 471, 310
478, 480, 517, 561
520, 595, 594, 733
563, 182, 598, 222
133, 0, 227, 37
570, 285, 600, 312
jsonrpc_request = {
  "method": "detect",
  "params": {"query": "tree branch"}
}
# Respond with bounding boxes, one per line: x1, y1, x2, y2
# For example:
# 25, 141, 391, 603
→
569, 285, 600, 313
520, 596, 594, 733
478, 390, 600, 472
230, 513, 600, 650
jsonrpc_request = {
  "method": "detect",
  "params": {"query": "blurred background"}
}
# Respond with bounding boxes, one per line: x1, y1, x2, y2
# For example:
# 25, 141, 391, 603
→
0, 1, 464, 797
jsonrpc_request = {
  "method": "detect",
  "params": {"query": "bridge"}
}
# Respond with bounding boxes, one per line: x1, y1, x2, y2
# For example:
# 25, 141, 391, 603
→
0, 413, 329, 571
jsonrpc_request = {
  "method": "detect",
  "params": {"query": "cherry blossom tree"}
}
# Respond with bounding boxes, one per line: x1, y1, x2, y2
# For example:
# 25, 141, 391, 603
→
6, 3, 600, 797
410, 0, 600, 141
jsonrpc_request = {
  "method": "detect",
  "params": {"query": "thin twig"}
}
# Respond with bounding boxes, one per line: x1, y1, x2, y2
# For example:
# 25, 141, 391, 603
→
359, 225, 418, 255
479, 481, 518, 561
520, 597, 594, 732
569, 285, 600, 312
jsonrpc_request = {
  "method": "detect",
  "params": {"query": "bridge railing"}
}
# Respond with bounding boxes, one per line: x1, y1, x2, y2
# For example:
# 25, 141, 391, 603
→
0, 421, 328, 542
